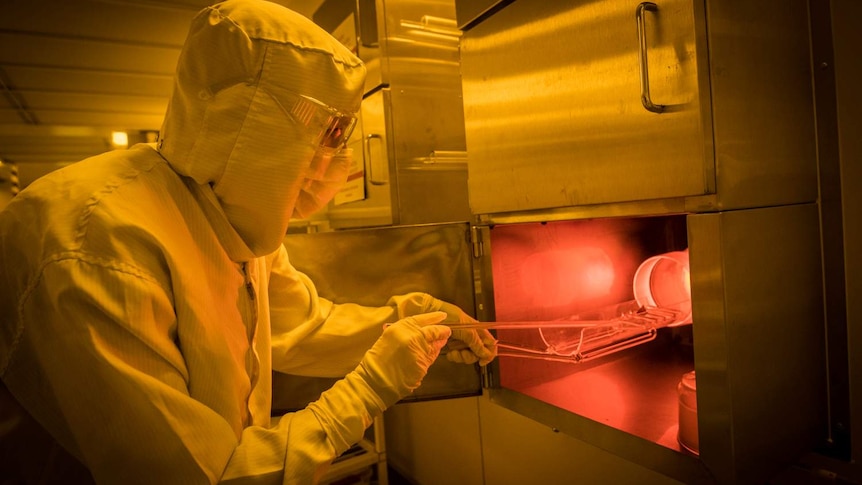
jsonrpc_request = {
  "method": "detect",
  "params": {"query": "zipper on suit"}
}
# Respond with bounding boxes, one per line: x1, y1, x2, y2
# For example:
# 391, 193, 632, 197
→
242, 261, 256, 304
240, 261, 260, 425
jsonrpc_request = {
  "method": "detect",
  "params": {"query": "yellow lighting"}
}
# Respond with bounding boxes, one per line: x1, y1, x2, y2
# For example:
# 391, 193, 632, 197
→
111, 131, 129, 148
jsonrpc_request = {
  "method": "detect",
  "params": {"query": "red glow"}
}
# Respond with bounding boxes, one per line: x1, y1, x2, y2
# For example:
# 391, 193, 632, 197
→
491, 218, 693, 453
527, 372, 626, 427
519, 248, 614, 306
491, 219, 645, 322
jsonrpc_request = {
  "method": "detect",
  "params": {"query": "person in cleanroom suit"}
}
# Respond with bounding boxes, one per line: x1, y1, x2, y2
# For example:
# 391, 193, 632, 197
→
0, 1, 497, 483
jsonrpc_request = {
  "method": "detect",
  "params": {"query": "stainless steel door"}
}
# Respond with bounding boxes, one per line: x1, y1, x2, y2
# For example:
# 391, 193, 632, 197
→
461, 0, 713, 215
271, 222, 482, 412
327, 85, 471, 229
313, 0, 472, 229
688, 203, 826, 484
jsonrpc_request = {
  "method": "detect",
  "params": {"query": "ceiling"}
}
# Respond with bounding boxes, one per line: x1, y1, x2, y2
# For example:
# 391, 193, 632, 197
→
0, 0, 323, 188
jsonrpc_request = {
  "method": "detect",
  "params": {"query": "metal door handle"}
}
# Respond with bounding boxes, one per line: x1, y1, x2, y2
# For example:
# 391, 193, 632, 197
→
364, 133, 388, 185
636, 2, 665, 114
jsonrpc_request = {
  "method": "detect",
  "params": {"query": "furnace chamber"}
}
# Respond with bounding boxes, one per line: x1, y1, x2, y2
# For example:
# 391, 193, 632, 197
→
483, 216, 696, 453
468, 203, 825, 484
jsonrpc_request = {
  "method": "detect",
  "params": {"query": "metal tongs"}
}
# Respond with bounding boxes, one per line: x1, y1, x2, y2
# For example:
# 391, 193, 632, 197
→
440, 306, 684, 364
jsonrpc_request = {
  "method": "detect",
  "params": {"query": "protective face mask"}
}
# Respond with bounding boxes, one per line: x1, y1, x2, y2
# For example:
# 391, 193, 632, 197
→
292, 148, 352, 219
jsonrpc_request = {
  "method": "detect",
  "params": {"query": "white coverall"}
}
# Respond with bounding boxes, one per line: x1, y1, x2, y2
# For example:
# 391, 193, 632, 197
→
0, 1, 494, 483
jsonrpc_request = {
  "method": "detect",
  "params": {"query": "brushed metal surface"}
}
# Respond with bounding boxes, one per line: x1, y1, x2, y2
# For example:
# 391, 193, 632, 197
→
688, 204, 826, 484
831, 0, 862, 473
454, 0, 508, 29
702, 0, 817, 211
315, 0, 471, 228
372, 0, 462, 89
461, 0, 817, 217
461, 0, 712, 215
375, 0, 471, 226
272, 222, 481, 411
389, 86, 471, 225
478, 392, 697, 485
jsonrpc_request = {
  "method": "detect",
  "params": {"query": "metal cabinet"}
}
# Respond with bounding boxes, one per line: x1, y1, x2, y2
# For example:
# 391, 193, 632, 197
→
309, 0, 471, 230
460, 0, 816, 218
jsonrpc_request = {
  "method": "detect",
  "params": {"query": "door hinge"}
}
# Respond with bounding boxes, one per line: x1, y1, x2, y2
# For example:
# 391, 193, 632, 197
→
470, 225, 484, 258
481, 364, 494, 389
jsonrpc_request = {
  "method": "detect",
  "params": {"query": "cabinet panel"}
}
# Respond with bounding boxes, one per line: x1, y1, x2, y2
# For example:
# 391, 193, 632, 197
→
688, 204, 826, 484
312, 0, 471, 229
461, 0, 713, 215
389, 86, 471, 225
471, 204, 826, 484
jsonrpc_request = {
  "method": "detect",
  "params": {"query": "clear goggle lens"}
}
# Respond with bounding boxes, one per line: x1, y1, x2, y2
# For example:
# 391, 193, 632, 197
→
275, 91, 357, 150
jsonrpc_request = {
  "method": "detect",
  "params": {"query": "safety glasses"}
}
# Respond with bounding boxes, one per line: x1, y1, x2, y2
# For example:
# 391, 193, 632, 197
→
270, 90, 358, 151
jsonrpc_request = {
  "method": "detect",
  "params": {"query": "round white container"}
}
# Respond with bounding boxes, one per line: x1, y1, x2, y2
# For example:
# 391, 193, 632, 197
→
633, 249, 692, 325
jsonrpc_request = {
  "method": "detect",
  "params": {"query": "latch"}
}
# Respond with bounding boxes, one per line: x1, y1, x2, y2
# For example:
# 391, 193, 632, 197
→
470, 225, 484, 258
480, 364, 495, 389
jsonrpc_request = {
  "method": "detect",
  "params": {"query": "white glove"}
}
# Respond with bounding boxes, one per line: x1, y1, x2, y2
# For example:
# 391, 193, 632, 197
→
304, 311, 451, 459
354, 311, 452, 407
431, 299, 498, 366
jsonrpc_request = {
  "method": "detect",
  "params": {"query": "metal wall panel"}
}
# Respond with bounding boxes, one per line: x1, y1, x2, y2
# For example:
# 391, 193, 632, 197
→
461, 0, 713, 215
700, 0, 818, 211
688, 204, 826, 484
831, 0, 862, 474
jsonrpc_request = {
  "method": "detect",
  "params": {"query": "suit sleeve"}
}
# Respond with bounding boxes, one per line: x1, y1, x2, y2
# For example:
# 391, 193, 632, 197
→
2, 256, 335, 484
267, 245, 437, 378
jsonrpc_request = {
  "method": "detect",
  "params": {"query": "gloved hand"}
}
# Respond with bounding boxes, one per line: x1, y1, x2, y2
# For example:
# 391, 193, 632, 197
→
303, 311, 452, 461
354, 311, 452, 408
430, 299, 498, 366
